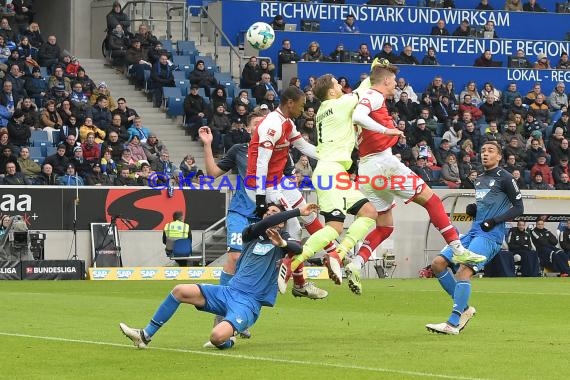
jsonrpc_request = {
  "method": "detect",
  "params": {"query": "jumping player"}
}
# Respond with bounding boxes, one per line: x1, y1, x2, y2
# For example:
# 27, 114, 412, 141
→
119, 203, 319, 349
282, 74, 400, 289
426, 141, 523, 334
342, 61, 485, 295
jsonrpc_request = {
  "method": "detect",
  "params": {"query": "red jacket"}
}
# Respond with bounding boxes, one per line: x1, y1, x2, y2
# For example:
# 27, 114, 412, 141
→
458, 103, 483, 120
531, 163, 554, 185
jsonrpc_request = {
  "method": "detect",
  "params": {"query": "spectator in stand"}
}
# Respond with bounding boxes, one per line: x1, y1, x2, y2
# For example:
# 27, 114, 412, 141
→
505, 0, 523, 11
524, 82, 543, 105
393, 134, 414, 166
460, 169, 478, 189
183, 84, 208, 141
114, 167, 137, 186
150, 150, 177, 184
551, 138, 569, 167
270, 15, 285, 31
533, 53, 551, 69
552, 156, 569, 185
253, 73, 278, 103
556, 172, 570, 189
149, 54, 174, 107
79, 116, 106, 144
59, 114, 79, 143
100, 147, 119, 172
241, 56, 262, 89
411, 155, 441, 187
126, 39, 151, 90
452, 19, 472, 37
442, 123, 462, 151
81, 132, 101, 163
553, 112, 569, 137
126, 134, 146, 162
40, 99, 62, 135
430, 19, 450, 36
148, 42, 174, 65
531, 153, 554, 185
483, 20, 499, 38
461, 121, 482, 152
62, 132, 81, 159
259, 59, 277, 88
459, 96, 483, 122
435, 94, 456, 128
556, 52, 570, 70
22, 22, 43, 49
24, 67, 47, 108
503, 122, 526, 148
503, 152, 525, 174
529, 94, 550, 127
508, 96, 527, 121
277, 40, 300, 79
91, 95, 113, 132
501, 82, 521, 111
69, 82, 90, 121
548, 82, 568, 112
481, 82, 501, 104
142, 133, 166, 165
11, 0, 34, 36
425, 76, 446, 104
75, 68, 96, 98
189, 60, 217, 98
33, 162, 57, 185
460, 81, 482, 107
107, 24, 129, 68
507, 221, 540, 277
374, 42, 399, 64
112, 98, 138, 130
547, 127, 566, 164
410, 119, 435, 152
208, 103, 231, 155
107, 1, 130, 33
44, 143, 69, 176
223, 121, 250, 152
481, 121, 505, 146
480, 95, 504, 125
476, 0, 494, 9
2, 161, 30, 185
47, 66, 71, 97
37, 35, 61, 74
338, 14, 359, 33
474, 50, 497, 67
508, 49, 532, 68
338, 77, 352, 94
86, 162, 112, 186
209, 86, 227, 110
18, 97, 38, 128
398, 45, 419, 65
70, 146, 92, 178
329, 43, 347, 63
116, 148, 137, 173
0, 81, 24, 113
7, 49, 27, 75
260, 92, 278, 111
301, 41, 326, 62
356, 43, 372, 64
532, 219, 570, 276
134, 23, 157, 50
523, 0, 547, 12
303, 88, 321, 112
6, 109, 30, 148
179, 154, 199, 179
396, 92, 419, 123
135, 162, 154, 186
90, 82, 117, 110
0, 17, 16, 44
529, 172, 551, 190
17, 146, 40, 178
231, 90, 253, 114
394, 77, 418, 104
127, 117, 151, 143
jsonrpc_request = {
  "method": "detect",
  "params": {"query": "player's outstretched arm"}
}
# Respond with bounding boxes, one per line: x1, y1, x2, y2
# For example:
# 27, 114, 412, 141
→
353, 104, 403, 136
242, 209, 301, 242
198, 127, 225, 177
267, 228, 302, 254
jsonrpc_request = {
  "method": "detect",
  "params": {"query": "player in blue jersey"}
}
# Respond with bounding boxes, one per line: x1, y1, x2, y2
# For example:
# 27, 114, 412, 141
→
119, 202, 319, 349
198, 116, 327, 302
426, 140, 524, 335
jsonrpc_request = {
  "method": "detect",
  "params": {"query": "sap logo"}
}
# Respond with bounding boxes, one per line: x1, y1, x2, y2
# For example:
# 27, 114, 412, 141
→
306, 268, 324, 278
475, 190, 489, 200
141, 270, 157, 279
0, 194, 32, 212
188, 269, 205, 279
252, 243, 273, 256
117, 270, 134, 279
212, 269, 222, 279
92, 270, 110, 279
164, 269, 181, 279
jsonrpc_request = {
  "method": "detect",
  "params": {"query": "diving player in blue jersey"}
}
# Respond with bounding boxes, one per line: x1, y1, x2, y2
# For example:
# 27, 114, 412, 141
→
119, 202, 319, 349
426, 141, 524, 335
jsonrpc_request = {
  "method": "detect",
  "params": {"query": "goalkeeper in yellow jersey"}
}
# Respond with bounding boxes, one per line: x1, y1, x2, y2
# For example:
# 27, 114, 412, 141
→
277, 74, 402, 293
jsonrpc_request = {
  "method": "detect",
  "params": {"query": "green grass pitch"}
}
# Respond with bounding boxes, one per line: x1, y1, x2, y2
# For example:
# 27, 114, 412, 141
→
0, 278, 568, 379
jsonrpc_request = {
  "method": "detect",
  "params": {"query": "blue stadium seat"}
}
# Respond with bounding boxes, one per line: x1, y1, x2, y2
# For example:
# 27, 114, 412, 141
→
39, 66, 48, 78
175, 80, 190, 96
214, 72, 234, 87
195, 56, 217, 72
524, 170, 531, 185
433, 137, 443, 148
31, 130, 49, 146
51, 130, 62, 145
45, 146, 57, 157
159, 39, 173, 53
28, 146, 43, 158
197, 87, 206, 99
166, 97, 185, 119
162, 87, 182, 108
173, 70, 187, 81
31, 157, 44, 165
172, 55, 194, 77
176, 40, 196, 56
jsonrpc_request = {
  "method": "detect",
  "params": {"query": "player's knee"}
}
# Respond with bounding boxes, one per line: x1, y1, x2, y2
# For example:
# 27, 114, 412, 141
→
171, 284, 187, 300
210, 323, 233, 345
430, 256, 448, 274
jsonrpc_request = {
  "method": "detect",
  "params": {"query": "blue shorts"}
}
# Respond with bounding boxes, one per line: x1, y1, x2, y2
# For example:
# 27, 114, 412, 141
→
226, 211, 257, 252
439, 232, 502, 273
196, 284, 261, 333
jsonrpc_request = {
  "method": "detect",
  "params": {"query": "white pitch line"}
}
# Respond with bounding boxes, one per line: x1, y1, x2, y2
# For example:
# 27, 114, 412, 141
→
0, 331, 488, 380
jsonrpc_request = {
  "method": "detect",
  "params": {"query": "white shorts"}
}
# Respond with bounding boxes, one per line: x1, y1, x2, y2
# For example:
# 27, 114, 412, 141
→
358, 151, 425, 212
246, 178, 306, 240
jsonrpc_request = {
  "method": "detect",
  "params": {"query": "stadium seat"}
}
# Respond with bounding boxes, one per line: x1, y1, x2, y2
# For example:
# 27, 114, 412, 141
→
173, 70, 187, 81
523, 170, 531, 185
45, 146, 57, 157
159, 39, 173, 53
28, 146, 43, 158
31, 157, 44, 165
166, 97, 185, 119
51, 130, 62, 145
39, 66, 48, 78
195, 56, 217, 72
30, 130, 49, 146
176, 40, 196, 56
433, 137, 443, 148
214, 72, 234, 87
172, 55, 193, 77
162, 87, 182, 108
175, 79, 190, 96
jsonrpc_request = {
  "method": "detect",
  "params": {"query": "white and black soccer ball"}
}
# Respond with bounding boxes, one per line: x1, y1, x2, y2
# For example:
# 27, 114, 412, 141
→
246, 22, 275, 50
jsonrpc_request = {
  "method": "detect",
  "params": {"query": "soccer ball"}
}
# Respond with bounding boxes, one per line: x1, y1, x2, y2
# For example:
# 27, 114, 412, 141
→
246, 22, 275, 50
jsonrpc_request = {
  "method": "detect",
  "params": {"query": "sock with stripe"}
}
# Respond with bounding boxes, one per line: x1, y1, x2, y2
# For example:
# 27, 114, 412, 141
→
355, 226, 394, 267
143, 292, 181, 338
447, 280, 471, 327
422, 194, 459, 244
436, 269, 456, 298
292, 262, 306, 287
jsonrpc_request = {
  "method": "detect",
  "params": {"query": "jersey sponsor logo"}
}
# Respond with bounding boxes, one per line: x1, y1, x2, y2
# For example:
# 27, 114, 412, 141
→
475, 189, 490, 200
267, 128, 276, 137
252, 242, 273, 255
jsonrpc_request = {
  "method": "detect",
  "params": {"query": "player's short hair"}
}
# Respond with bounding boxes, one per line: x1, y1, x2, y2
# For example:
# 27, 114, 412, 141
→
280, 86, 305, 104
370, 64, 399, 85
266, 202, 285, 212
481, 140, 502, 155
313, 74, 334, 101
247, 109, 266, 127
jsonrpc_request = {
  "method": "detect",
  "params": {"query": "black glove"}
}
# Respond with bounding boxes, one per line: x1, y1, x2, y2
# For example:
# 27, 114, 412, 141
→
255, 194, 267, 218
466, 203, 477, 217
480, 219, 496, 232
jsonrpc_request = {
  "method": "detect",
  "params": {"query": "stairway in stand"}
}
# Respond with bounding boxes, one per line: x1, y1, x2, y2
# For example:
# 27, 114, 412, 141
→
78, 58, 204, 169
